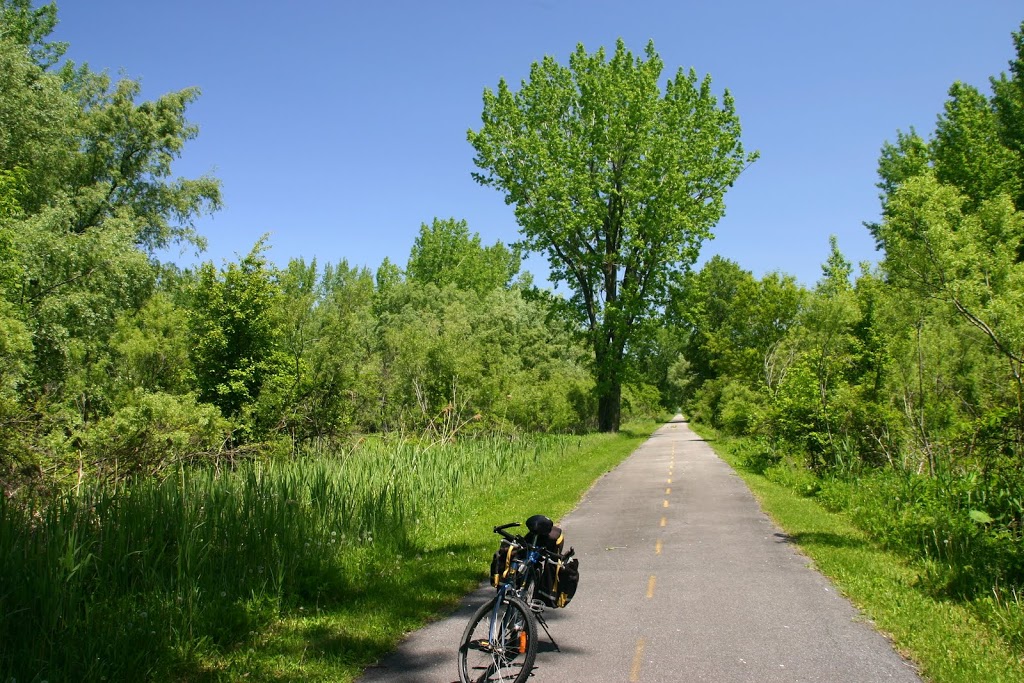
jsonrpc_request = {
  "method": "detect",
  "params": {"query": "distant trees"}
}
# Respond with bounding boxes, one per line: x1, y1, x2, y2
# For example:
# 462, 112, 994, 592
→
673, 20, 1024, 473
469, 39, 754, 431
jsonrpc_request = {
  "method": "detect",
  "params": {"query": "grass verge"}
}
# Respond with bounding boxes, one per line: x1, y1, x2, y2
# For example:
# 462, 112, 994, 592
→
691, 423, 1024, 683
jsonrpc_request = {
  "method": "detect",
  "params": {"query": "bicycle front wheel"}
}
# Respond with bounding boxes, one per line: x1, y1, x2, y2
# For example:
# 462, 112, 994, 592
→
457, 594, 538, 683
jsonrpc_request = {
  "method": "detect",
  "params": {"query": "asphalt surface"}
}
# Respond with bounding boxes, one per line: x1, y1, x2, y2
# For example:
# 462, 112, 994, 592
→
359, 417, 922, 682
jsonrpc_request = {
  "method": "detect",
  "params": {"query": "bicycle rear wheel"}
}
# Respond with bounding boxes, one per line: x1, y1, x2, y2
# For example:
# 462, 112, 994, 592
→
457, 594, 538, 683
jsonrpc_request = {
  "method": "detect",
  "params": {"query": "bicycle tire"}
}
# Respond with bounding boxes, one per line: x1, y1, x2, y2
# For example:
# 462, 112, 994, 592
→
457, 594, 538, 683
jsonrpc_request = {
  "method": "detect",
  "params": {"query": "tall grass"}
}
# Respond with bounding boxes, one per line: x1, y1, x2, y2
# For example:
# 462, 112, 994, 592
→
0, 433, 584, 682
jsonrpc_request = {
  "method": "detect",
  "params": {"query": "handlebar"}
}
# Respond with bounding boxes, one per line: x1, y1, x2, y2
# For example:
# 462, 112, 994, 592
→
493, 522, 521, 542
493, 522, 576, 561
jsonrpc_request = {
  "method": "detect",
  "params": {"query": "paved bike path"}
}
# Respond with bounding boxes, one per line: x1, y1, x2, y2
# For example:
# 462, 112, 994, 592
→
359, 417, 921, 682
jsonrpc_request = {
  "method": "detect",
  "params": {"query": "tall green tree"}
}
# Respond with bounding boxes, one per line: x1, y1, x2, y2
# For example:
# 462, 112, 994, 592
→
468, 39, 754, 431
991, 20, 1024, 210
869, 22, 1024, 464
873, 21, 1024, 222
0, 4, 220, 415
671, 257, 802, 390
931, 81, 1021, 209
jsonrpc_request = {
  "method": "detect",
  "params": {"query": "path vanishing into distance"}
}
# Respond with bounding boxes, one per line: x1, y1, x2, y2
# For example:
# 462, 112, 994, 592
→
359, 417, 922, 682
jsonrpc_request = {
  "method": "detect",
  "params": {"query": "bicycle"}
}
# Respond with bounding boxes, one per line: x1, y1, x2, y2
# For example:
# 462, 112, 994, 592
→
457, 518, 576, 683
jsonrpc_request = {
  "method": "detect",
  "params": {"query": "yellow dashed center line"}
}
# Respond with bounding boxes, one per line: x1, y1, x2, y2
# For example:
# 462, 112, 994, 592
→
630, 638, 646, 681
665, 487, 671, 495
646, 575, 657, 598
660, 516, 667, 527
663, 499, 669, 508
667, 477, 672, 484
655, 538, 663, 554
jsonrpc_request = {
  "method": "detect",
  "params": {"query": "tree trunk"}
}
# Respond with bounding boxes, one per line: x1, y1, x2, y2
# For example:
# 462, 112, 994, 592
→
597, 381, 621, 432
595, 347, 623, 432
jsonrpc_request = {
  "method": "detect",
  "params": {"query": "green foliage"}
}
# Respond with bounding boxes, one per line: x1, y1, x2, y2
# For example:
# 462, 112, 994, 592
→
0, 20, 76, 211
469, 38, 754, 431
686, 377, 760, 435
0, 0, 66, 67
665, 353, 696, 407
875, 22, 1024, 220
0, 6, 222, 484
374, 281, 591, 433
879, 174, 1024, 456
621, 381, 664, 422
717, 381, 762, 436
74, 391, 229, 479
673, 256, 803, 390
270, 258, 378, 441
109, 292, 192, 396
406, 217, 519, 294
187, 239, 285, 429
932, 82, 1022, 207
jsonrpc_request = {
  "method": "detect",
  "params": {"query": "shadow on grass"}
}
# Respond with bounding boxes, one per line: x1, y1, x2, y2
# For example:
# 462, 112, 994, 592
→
616, 424, 661, 440
773, 531, 868, 550
172, 542, 486, 683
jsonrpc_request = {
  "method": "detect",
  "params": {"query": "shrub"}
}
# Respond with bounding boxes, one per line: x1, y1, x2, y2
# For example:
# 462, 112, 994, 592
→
622, 382, 664, 422
687, 377, 727, 427
76, 391, 230, 480
764, 458, 821, 497
718, 381, 762, 436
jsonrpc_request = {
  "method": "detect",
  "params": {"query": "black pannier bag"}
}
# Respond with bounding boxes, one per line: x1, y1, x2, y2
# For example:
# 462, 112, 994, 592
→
535, 553, 579, 608
490, 538, 520, 587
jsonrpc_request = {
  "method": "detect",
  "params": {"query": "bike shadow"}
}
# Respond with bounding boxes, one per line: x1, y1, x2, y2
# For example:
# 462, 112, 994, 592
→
536, 639, 587, 655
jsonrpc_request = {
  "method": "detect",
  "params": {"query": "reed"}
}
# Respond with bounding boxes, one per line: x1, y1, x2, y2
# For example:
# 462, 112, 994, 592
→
0, 431, 612, 681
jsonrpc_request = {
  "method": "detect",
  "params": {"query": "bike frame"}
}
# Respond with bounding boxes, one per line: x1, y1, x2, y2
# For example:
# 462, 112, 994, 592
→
488, 544, 542, 647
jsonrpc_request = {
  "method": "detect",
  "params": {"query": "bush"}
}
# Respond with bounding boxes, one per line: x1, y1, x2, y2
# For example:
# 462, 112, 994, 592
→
734, 439, 782, 475
76, 391, 230, 480
502, 368, 593, 432
622, 382, 664, 422
688, 378, 763, 436
687, 377, 726, 427
764, 458, 821, 497
718, 381, 762, 436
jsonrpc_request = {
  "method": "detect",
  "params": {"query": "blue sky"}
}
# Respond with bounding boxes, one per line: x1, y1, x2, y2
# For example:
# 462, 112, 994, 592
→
52, 1, 1023, 286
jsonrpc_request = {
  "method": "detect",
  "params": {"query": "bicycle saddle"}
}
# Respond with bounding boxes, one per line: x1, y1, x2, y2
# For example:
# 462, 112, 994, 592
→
526, 515, 564, 552
526, 515, 553, 535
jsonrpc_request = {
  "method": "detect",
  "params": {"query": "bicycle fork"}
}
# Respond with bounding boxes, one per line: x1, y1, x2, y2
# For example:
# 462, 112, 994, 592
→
489, 586, 526, 655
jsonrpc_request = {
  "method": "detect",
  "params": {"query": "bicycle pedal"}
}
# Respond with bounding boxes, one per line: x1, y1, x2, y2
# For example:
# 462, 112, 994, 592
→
528, 599, 546, 612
